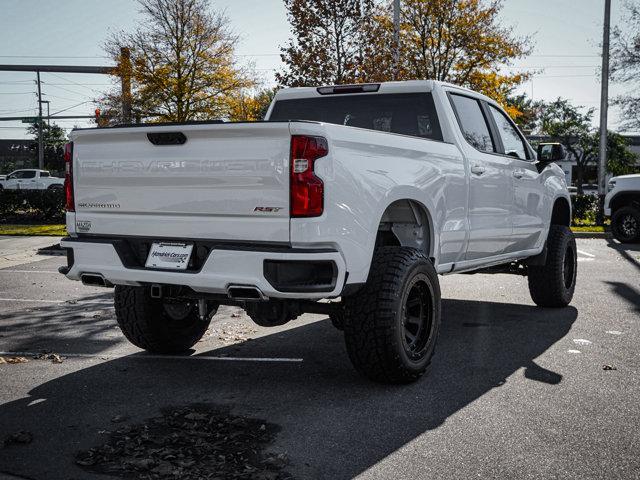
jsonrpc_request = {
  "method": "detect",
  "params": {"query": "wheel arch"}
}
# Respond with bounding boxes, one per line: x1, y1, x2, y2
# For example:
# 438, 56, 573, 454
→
610, 191, 640, 214
551, 196, 571, 227
375, 199, 435, 261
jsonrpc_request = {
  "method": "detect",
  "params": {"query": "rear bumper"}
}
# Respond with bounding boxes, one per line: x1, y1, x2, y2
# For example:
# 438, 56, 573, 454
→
60, 237, 346, 299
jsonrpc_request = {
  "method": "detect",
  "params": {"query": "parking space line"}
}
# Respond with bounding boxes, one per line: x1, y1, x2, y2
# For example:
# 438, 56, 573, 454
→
0, 350, 303, 363
577, 249, 595, 258
0, 270, 59, 274
0, 298, 112, 305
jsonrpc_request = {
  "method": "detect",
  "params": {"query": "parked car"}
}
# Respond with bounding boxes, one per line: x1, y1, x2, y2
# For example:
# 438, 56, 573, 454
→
59, 80, 576, 384
605, 173, 640, 243
0, 169, 64, 190
581, 184, 599, 196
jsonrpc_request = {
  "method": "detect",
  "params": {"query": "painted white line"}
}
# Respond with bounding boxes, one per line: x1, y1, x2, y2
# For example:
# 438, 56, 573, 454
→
577, 249, 595, 258
577, 258, 594, 262
0, 351, 303, 363
567, 349, 581, 354
0, 269, 59, 274
0, 298, 112, 305
573, 338, 592, 346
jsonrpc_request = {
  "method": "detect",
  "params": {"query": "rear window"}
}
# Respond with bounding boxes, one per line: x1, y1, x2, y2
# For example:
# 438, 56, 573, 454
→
269, 93, 443, 141
40, 171, 50, 177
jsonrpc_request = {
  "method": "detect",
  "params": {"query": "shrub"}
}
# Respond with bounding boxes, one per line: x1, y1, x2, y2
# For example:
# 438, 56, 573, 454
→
0, 189, 65, 223
571, 194, 599, 225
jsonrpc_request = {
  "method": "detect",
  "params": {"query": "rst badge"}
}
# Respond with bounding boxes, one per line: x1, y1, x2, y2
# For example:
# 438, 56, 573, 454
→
254, 207, 283, 213
76, 220, 92, 232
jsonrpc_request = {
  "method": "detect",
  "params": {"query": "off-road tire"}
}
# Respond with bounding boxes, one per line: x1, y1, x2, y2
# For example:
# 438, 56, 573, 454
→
114, 285, 212, 353
343, 246, 441, 384
528, 225, 577, 307
611, 206, 640, 244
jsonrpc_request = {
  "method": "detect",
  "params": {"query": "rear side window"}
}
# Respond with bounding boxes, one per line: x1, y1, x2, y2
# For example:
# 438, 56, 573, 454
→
449, 94, 495, 153
269, 93, 443, 141
488, 105, 528, 160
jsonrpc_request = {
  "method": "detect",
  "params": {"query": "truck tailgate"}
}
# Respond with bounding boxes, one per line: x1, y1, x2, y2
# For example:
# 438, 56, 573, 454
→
70, 122, 292, 242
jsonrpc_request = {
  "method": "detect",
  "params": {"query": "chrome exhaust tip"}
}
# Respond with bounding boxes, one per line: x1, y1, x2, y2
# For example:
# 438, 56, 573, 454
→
227, 285, 267, 301
80, 273, 111, 287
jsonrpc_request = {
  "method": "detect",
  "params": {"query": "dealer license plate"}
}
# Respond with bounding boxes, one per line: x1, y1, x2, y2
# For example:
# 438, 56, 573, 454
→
145, 242, 193, 270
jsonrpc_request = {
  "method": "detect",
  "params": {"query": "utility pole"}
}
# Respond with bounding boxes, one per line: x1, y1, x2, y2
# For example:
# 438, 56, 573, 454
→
597, 0, 611, 224
36, 71, 44, 170
120, 47, 133, 124
393, 0, 400, 80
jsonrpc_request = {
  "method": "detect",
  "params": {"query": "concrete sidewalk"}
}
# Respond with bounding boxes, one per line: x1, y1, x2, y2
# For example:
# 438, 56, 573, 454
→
0, 236, 62, 269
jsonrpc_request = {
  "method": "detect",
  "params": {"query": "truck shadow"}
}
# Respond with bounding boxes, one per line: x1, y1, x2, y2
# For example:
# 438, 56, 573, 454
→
0, 299, 577, 480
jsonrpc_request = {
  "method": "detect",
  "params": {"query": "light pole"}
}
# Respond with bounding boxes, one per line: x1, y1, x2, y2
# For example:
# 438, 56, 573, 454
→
597, 0, 611, 224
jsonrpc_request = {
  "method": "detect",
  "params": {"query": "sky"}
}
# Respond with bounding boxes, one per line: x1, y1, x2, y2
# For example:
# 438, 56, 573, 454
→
0, 0, 634, 139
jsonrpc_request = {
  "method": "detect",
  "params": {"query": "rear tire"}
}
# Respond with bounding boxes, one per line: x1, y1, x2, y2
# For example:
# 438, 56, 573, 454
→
528, 225, 577, 307
343, 247, 441, 384
114, 286, 213, 353
611, 206, 640, 244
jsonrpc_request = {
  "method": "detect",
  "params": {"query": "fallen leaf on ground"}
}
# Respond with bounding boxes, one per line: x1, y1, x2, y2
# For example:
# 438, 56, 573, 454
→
0, 356, 29, 364
603, 365, 617, 371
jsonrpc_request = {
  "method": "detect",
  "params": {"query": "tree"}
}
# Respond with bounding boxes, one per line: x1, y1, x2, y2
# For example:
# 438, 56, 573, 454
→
98, 0, 255, 123
396, 0, 531, 105
277, 0, 375, 86
540, 99, 596, 194
605, 131, 639, 177
611, 1, 640, 130
26, 121, 67, 173
278, 0, 532, 115
227, 88, 278, 121
505, 93, 542, 133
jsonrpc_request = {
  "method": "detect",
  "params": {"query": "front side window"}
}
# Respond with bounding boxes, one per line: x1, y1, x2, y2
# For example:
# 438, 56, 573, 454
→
488, 105, 528, 159
449, 94, 494, 153
269, 93, 443, 141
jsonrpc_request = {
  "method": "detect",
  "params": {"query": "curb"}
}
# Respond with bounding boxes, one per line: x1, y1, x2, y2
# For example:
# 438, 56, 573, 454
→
572, 231, 611, 239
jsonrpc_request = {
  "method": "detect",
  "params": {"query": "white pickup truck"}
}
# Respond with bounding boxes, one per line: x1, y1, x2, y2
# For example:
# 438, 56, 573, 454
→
0, 169, 64, 190
60, 80, 576, 383
605, 173, 640, 243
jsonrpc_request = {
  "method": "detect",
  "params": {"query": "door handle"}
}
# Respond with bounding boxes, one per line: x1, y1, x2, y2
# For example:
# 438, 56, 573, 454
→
513, 169, 525, 179
471, 165, 486, 175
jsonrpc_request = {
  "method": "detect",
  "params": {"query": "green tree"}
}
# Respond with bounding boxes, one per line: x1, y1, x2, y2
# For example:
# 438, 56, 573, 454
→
505, 93, 542, 133
605, 131, 639, 177
611, 1, 640, 130
540, 99, 596, 194
26, 121, 67, 173
98, 0, 256, 123
277, 0, 375, 86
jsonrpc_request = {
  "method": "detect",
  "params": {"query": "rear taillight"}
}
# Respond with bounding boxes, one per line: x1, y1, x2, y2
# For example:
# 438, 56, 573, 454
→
290, 135, 328, 218
64, 142, 74, 212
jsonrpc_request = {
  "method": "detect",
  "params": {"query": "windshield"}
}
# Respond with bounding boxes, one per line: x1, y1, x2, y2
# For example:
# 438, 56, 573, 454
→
269, 92, 443, 141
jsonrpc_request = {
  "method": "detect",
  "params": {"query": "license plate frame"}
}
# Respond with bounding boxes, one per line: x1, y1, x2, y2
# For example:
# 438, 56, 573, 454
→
145, 242, 194, 270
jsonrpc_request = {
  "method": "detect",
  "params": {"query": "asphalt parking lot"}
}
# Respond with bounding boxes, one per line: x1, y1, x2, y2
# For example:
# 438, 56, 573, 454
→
0, 238, 639, 479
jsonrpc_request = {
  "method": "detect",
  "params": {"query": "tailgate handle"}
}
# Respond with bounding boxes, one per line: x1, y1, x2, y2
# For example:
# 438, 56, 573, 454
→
147, 132, 187, 146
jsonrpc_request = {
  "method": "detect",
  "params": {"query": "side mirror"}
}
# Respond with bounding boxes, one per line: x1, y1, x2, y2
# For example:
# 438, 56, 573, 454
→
537, 143, 565, 162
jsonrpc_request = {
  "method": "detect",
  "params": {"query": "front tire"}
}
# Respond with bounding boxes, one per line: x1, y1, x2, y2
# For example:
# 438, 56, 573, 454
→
611, 206, 640, 243
114, 286, 213, 353
343, 247, 441, 384
528, 225, 577, 307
